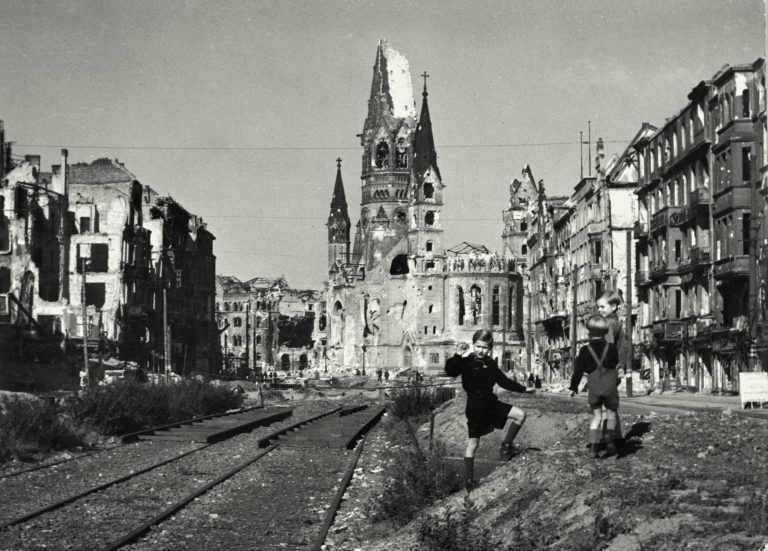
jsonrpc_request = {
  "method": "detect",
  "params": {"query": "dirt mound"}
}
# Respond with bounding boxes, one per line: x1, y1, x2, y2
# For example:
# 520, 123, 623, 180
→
348, 394, 768, 551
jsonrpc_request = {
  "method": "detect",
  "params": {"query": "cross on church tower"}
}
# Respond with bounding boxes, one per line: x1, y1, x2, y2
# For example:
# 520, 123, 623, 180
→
336, 157, 342, 169
421, 71, 429, 95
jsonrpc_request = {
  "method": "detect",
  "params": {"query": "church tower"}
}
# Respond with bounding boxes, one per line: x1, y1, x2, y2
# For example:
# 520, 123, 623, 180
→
408, 74, 445, 273
358, 40, 417, 269
327, 158, 351, 271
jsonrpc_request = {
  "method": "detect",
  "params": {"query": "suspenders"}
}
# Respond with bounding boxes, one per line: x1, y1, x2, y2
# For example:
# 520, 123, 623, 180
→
586, 343, 609, 370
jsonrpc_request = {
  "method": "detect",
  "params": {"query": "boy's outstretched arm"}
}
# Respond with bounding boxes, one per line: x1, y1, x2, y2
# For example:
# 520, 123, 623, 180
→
569, 350, 585, 395
495, 365, 529, 393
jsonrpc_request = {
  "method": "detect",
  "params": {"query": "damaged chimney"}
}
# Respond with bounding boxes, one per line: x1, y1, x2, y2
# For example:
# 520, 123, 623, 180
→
52, 149, 68, 196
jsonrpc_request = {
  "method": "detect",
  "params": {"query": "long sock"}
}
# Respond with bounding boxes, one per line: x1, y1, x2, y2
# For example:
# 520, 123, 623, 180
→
589, 428, 600, 447
614, 412, 623, 440
503, 422, 522, 447
464, 457, 474, 484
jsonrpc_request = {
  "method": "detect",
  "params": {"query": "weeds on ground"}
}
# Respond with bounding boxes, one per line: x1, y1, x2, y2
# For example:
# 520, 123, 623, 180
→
417, 494, 509, 551
389, 381, 455, 418
66, 380, 244, 435
0, 397, 85, 462
375, 440, 463, 527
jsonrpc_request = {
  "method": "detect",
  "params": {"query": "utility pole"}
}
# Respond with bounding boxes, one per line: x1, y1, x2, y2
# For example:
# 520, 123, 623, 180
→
570, 266, 578, 377
163, 287, 171, 381
587, 121, 592, 177
625, 231, 634, 397
81, 256, 90, 387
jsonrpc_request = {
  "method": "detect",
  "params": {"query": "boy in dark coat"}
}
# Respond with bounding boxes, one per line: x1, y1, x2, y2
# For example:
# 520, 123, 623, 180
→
569, 314, 623, 458
597, 291, 629, 442
445, 329, 533, 490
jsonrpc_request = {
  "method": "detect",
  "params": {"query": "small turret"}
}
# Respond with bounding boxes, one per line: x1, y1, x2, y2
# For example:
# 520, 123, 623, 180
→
327, 158, 351, 270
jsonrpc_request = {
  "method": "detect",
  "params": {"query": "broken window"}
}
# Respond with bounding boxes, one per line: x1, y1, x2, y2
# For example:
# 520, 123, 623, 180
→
424, 182, 434, 199
470, 285, 482, 324
425, 260, 435, 270
425, 211, 435, 226
394, 209, 407, 225
85, 283, 106, 309
520, 221, 528, 232
395, 138, 408, 168
375, 140, 389, 169
0, 267, 10, 293
90, 243, 109, 272
390, 254, 409, 275
318, 314, 326, 330
0, 197, 8, 252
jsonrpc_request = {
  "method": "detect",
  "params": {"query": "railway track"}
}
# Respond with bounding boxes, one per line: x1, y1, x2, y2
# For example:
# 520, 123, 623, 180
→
0, 404, 268, 482
0, 403, 385, 551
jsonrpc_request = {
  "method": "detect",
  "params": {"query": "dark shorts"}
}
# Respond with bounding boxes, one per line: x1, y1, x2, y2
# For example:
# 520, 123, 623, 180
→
588, 389, 620, 411
466, 398, 512, 438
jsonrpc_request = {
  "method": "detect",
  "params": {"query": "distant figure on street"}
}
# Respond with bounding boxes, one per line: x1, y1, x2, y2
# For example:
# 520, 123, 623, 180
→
527, 373, 535, 388
377, 368, 383, 383
384, 370, 390, 383
534, 375, 542, 389
445, 329, 534, 491
569, 314, 623, 458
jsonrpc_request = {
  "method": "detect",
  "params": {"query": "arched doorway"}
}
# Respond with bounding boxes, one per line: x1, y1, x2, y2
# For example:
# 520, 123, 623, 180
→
281, 353, 290, 371
403, 347, 412, 369
299, 353, 308, 370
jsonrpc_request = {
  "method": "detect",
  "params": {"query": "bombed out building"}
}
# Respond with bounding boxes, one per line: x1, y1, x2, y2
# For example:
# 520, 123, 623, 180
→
324, 41, 524, 376
216, 275, 322, 377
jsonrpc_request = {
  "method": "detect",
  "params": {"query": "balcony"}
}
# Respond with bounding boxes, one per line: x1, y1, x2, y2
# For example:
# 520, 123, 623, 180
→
679, 245, 711, 272
651, 206, 687, 233
652, 320, 685, 341
587, 221, 604, 237
688, 187, 711, 209
635, 270, 649, 286
713, 186, 751, 217
634, 219, 648, 239
713, 255, 750, 280
649, 260, 668, 279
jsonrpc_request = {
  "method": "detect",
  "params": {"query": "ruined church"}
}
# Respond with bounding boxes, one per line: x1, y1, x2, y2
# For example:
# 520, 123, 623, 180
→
324, 41, 525, 375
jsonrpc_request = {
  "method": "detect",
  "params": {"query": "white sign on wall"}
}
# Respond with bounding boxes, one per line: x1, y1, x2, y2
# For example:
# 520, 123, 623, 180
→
739, 372, 768, 409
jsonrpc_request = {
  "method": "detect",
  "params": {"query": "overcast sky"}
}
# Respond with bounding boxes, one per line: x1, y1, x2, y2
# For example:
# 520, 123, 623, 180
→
1, 0, 764, 289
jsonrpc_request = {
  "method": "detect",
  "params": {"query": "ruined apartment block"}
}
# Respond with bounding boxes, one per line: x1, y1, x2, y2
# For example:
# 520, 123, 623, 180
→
216, 275, 321, 377
0, 125, 76, 389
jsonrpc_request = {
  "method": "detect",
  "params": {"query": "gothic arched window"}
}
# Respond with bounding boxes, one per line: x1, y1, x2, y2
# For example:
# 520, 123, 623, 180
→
492, 286, 500, 326
458, 286, 465, 326
424, 182, 434, 199
375, 140, 389, 169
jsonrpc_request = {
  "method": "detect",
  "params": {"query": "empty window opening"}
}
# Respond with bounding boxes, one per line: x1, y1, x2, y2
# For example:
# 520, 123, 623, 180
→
424, 182, 434, 199
85, 283, 106, 309
458, 286, 465, 326
492, 286, 500, 325
425, 211, 435, 226
426, 241, 433, 252
390, 254, 409, 275
234, 317, 242, 327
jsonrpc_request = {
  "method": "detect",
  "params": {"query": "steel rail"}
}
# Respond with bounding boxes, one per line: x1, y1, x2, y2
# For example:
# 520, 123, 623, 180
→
310, 433, 370, 551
